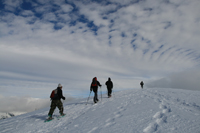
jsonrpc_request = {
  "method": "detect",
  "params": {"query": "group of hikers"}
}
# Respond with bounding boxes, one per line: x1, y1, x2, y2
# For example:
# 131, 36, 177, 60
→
90, 77, 113, 103
47, 77, 144, 120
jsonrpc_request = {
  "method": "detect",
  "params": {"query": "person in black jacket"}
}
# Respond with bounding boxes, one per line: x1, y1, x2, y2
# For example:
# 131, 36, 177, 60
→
90, 77, 102, 103
140, 81, 144, 89
105, 77, 113, 98
48, 83, 65, 119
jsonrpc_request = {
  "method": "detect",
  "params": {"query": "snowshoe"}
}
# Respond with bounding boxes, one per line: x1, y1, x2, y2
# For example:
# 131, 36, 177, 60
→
60, 113, 66, 116
44, 117, 54, 122
57, 113, 66, 119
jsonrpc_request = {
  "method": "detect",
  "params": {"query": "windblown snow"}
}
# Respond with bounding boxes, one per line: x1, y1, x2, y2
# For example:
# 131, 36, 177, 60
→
0, 88, 200, 133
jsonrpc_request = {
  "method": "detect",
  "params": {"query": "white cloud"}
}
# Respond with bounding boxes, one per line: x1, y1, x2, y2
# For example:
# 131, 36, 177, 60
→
0, 96, 49, 113
75, 2, 110, 27
34, 4, 53, 13
60, 4, 73, 13
42, 12, 57, 21
0, 95, 74, 113
146, 68, 200, 91
20, 10, 34, 16
3, 0, 23, 8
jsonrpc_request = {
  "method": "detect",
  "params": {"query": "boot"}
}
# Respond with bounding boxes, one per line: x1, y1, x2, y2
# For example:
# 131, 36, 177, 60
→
47, 115, 53, 120
60, 113, 66, 116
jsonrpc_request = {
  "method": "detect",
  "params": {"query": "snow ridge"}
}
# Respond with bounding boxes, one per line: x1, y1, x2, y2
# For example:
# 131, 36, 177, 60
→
0, 88, 200, 133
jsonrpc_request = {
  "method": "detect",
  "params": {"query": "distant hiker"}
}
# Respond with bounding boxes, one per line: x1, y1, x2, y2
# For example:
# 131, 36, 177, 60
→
90, 77, 102, 103
48, 83, 66, 120
140, 81, 144, 89
105, 77, 113, 98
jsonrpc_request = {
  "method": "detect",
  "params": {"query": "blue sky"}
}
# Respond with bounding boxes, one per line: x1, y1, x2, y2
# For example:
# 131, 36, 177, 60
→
0, 0, 200, 112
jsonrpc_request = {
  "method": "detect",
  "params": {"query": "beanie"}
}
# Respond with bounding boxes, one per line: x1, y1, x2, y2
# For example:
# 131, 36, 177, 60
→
58, 83, 62, 87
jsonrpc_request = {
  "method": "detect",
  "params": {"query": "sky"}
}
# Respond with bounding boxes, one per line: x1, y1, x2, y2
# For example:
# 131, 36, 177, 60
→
0, 0, 200, 112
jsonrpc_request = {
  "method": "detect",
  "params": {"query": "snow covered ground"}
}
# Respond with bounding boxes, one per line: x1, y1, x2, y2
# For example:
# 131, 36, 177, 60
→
0, 88, 200, 133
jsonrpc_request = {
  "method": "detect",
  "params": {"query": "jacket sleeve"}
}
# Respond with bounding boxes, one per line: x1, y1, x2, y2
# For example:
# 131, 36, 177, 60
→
97, 81, 102, 87
58, 88, 65, 100
111, 81, 113, 88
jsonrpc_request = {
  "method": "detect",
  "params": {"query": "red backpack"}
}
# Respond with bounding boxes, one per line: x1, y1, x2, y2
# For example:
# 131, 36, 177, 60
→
91, 77, 97, 86
50, 89, 58, 99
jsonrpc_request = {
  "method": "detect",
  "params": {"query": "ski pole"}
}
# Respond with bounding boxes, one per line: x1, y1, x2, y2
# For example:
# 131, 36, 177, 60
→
86, 91, 91, 105
112, 89, 115, 98
101, 86, 102, 101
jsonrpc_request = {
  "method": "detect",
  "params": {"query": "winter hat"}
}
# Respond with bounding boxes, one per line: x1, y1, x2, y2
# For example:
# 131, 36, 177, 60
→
58, 83, 62, 87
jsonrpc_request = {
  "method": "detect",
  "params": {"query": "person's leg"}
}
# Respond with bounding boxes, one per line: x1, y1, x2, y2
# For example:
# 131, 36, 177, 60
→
107, 88, 109, 97
94, 91, 98, 103
93, 92, 96, 103
48, 100, 56, 117
57, 100, 64, 115
108, 88, 111, 97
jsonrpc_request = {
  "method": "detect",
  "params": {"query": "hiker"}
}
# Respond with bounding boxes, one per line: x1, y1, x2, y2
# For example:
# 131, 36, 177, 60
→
105, 77, 113, 98
90, 77, 102, 103
48, 83, 66, 119
140, 81, 144, 89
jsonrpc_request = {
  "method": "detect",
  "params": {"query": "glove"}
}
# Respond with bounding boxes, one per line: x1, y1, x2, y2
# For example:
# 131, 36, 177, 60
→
63, 97, 66, 100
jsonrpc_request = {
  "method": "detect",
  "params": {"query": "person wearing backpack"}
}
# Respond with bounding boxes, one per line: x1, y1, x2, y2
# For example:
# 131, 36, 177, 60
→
47, 83, 66, 120
105, 77, 113, 98
90, 77, 102, 103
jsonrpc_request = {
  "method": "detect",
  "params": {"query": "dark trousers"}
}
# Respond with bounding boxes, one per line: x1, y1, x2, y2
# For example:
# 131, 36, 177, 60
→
48, 99, 63, 116
107, 88, 112, 97
93, 91, 98, 103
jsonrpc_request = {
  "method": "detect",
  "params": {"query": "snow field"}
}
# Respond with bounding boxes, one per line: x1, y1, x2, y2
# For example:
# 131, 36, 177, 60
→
0, 88, 199, 133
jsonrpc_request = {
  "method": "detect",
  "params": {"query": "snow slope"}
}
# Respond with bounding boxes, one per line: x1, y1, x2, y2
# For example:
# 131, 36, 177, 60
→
0, 88, 200, 133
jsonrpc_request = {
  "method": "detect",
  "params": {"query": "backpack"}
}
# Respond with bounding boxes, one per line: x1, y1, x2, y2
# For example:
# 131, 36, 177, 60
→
50, 89, 58, 100
91, 77, 98, 87
91, 80, 97, 86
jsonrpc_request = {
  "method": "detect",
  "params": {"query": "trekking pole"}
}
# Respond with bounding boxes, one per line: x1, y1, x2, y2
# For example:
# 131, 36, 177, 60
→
86, 91, 91, 105
101, 86, 102, 102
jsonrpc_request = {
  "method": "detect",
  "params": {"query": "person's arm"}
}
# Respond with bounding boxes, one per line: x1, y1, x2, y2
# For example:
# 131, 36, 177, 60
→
111, 81, 113, 88
58, 89, 65, 100
97, 81, 102, 87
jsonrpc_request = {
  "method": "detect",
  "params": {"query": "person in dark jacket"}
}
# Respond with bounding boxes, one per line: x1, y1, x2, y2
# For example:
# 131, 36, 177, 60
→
105, 77, 113, 98
48, 83, 65, 119
90, 77, 102, 103
140, 81, 144, 89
